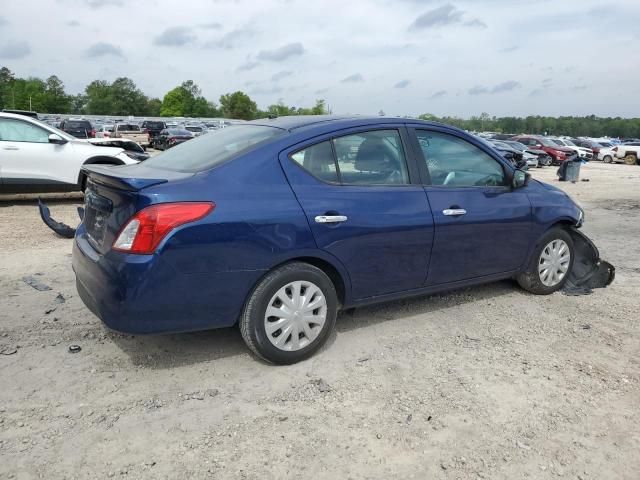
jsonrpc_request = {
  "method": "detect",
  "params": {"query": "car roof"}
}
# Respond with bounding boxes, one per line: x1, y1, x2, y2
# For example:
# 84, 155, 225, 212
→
247, 115, 458, 133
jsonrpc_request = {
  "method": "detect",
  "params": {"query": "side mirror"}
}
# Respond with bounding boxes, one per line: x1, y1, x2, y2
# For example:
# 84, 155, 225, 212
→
48, 133, 67, 145
512, 169, 529, 189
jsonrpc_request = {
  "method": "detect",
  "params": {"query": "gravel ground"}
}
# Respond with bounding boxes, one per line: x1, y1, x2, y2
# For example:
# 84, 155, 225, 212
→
0, 162, 638, 480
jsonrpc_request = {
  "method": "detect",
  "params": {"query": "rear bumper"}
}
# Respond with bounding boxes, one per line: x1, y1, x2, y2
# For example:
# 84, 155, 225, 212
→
72, 225, 265, 334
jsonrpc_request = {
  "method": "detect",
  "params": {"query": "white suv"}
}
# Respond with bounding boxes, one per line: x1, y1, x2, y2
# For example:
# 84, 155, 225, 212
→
0, 113, 137, 193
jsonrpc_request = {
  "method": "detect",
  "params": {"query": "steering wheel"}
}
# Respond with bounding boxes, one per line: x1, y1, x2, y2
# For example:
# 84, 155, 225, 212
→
443, 171, 456, 185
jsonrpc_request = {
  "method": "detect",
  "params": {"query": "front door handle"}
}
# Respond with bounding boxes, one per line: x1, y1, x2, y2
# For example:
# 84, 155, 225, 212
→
315, 215, 348, 224
2, 146, 19, 151
442, 208, 467, 216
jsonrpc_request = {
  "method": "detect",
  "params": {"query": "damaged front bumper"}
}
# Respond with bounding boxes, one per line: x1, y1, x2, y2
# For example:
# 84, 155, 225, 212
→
565, 227, 615, 294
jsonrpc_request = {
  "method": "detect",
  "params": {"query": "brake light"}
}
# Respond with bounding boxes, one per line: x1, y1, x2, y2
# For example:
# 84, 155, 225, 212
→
90, 129, 96, 138
113, 202, 214, 254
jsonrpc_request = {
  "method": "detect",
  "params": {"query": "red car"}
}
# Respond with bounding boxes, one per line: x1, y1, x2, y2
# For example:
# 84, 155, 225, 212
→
512, 135, 575, 165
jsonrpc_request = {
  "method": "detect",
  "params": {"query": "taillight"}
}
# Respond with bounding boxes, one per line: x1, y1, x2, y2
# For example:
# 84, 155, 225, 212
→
90, 129, 96, 138
104, 132, 110, 137
169, 136, 177, 142
113, 202, 214, 254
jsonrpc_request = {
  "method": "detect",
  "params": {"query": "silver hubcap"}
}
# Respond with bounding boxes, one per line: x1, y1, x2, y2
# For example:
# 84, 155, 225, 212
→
538, 239, 571, 287
264, 281, 327, 352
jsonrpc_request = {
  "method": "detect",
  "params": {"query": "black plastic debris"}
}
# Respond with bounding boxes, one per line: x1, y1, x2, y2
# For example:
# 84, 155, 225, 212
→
563, 227, 615, 295
38, 199, 76, 239
22, 276, 52, 291
54, 293, 66, 304
68, 345, 82, 354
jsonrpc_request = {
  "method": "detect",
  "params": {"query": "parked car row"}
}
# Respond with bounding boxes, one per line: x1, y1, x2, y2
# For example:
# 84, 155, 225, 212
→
36, 115, 235, 150
477, 132, 639, 166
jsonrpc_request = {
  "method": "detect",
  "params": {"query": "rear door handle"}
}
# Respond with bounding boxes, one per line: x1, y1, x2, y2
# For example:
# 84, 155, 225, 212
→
2, 146, 19, 151
442, 209, 467, 216
315, 215, 348, 224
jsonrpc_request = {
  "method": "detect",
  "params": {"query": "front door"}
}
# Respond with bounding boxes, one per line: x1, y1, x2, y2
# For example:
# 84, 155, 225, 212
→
410, 128, 532, 285
280, 127, 434, 300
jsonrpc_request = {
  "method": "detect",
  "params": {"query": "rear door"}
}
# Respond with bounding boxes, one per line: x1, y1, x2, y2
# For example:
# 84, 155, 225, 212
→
280, 126, 434, 300
409, 127, 532, 285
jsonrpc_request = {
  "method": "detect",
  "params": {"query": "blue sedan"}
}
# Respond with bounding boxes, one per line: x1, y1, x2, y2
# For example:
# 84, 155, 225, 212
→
73, 116, 592, 364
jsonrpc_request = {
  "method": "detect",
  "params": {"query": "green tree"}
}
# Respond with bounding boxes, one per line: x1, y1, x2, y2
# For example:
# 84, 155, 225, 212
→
160, 86, 189, 116
219, 91, 257, 120
146, 98, 162, 116
41, 75, 71, 113
0, 66, 16, 109
85, 80, 113, 115
160, 80, 216, 117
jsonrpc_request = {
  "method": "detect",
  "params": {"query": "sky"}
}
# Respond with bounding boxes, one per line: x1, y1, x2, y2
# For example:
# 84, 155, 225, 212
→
0, 0, 639, 118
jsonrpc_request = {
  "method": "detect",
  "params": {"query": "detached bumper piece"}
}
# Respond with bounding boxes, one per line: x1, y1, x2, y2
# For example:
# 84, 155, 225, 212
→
38, 199, 77, 239
564, 227, 615, 295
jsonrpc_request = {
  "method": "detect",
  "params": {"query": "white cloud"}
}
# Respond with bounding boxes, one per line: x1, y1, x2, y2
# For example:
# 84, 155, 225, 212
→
0, 0, 638, 117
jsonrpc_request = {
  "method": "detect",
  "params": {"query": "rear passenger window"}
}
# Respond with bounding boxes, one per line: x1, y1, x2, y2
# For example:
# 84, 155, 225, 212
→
291, 130, 410, 186
290, 141, 338, 183
333, 130, 409, 185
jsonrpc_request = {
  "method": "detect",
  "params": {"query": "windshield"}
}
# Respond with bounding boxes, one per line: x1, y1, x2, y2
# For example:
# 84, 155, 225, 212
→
505, 141, 526, 151
539, 137, 559, 147
562, 139, 576, 146
145, 125, 286, 172
185, 126, 203, 132
550, 138, 565, 146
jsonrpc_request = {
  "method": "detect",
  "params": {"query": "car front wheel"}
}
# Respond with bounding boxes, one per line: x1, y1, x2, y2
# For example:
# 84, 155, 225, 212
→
517, 228, 574, 295
240, 262, 338, 364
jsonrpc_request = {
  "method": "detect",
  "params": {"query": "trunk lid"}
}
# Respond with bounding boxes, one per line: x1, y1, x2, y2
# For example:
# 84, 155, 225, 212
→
81, 164, 193, 254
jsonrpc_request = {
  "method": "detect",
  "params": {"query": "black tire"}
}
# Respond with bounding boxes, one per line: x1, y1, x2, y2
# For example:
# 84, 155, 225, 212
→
517, 227, 575, 295
603, 155, 612, 164
240, 262, 338, 365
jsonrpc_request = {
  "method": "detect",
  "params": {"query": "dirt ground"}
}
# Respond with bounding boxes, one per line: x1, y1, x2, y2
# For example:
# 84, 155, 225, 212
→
0, 162, 638, 480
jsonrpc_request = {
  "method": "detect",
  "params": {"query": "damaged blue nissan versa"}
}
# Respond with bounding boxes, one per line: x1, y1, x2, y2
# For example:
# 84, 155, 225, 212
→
72, 116, 614, 364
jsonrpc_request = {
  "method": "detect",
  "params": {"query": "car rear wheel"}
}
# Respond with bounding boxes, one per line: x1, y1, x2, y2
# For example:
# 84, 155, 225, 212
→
603, 155, 612, 163
624, 154, 637, 165
240, 262, 338, 364
517, 228, 574, 295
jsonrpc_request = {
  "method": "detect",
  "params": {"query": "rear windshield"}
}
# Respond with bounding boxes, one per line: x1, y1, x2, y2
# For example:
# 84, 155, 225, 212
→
145, 121, 165, 129
185, 126, 203, 132
66, 120, 91, 128
117, 124, 140, 131
145, 125, 285, 172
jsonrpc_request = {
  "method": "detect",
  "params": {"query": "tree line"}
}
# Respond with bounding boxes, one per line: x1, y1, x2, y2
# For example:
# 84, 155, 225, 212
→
0, 66, 327, 120
419, 112, 640, 138
1, 66, 638, 136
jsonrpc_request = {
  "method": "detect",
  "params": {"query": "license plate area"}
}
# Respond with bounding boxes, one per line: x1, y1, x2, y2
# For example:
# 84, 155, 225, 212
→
84, 186, 113, 248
